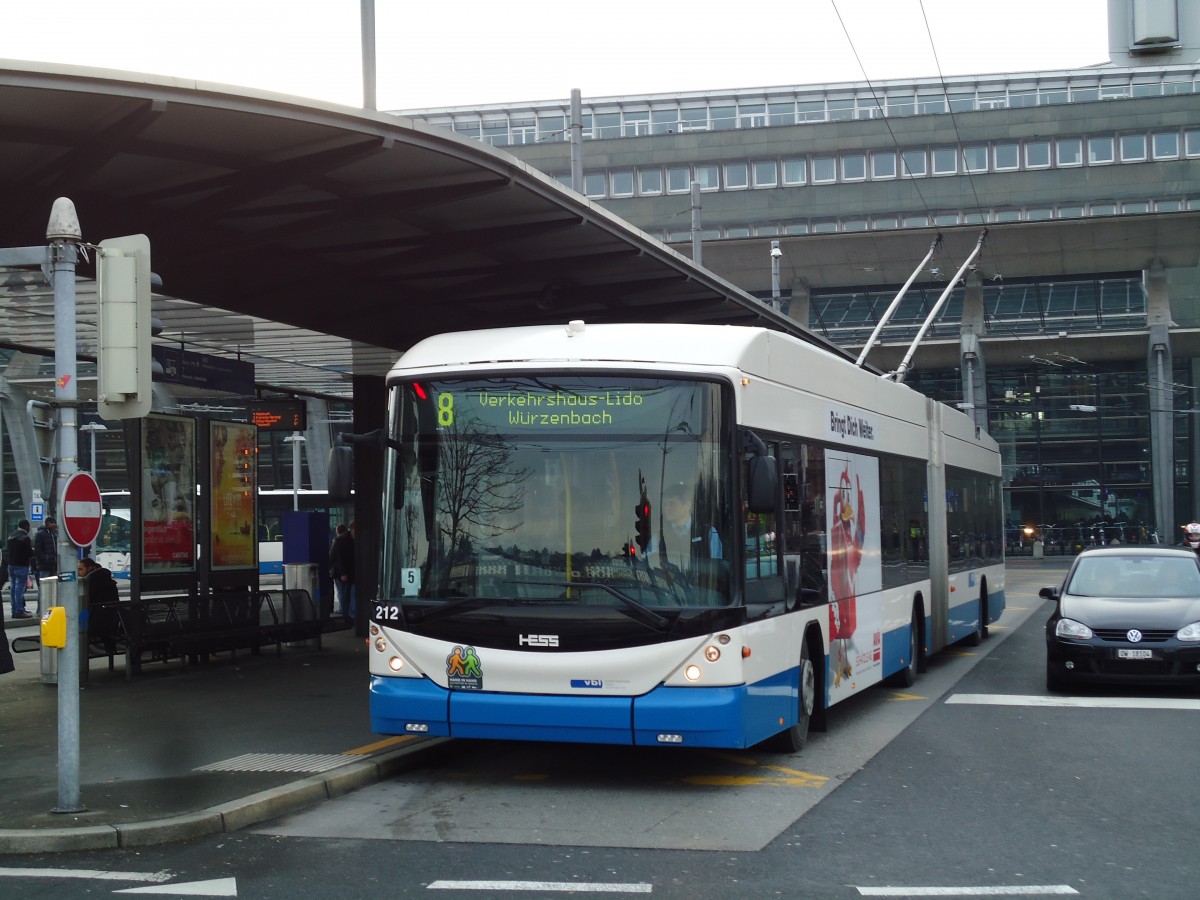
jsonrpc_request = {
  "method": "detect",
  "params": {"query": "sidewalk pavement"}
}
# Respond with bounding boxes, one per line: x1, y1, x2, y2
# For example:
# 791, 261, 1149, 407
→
0, 556, 1075, 855
0, 615, 442, 855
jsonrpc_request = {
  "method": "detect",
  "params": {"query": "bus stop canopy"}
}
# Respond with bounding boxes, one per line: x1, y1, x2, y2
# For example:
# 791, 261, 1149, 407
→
0, 60, 832, 399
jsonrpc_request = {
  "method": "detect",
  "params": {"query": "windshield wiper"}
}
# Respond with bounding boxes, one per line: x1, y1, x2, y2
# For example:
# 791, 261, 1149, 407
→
403, 596, 507, 624
536, 581, 671, 631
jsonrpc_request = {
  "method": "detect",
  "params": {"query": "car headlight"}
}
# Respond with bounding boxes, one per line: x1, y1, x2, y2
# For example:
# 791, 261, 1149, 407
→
1176, 622, 1200, 642
1055, 618, 1093, 640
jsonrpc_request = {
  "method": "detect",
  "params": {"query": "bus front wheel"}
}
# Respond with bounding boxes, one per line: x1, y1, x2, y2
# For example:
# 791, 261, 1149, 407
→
767, 636, 817, 753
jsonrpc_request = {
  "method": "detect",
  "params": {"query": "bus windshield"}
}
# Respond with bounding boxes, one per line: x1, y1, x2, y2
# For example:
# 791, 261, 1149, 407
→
382, 375, 734, 609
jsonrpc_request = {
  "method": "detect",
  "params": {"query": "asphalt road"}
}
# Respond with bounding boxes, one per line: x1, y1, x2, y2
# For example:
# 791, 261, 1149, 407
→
4, 561, 1198, 898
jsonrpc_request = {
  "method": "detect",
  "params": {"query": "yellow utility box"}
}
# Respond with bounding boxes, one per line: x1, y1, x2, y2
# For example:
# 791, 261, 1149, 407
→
40, 606, 67, 649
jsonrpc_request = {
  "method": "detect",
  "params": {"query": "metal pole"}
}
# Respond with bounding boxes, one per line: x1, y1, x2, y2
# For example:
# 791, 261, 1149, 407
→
770, 240, 781, 310
569, 89, 584, 193
286, 432, 305, 511
690, 181, 702, 267
360, 0, 376, 110
46, 197, 84, 813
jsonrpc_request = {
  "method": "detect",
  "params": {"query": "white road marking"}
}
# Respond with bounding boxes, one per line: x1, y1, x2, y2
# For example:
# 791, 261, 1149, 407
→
948, 693, 1200, 710
856, 886, 1078, 896
0, 867, 171, 882
428, 881, 651, 893
115, 878, 238, 896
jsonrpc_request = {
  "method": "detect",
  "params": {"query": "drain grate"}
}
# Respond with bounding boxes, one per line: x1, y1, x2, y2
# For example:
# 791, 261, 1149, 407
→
196, 752, 352, 773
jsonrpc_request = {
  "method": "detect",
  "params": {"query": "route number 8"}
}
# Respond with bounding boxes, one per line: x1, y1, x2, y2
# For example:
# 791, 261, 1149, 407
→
437, 393, 455, 426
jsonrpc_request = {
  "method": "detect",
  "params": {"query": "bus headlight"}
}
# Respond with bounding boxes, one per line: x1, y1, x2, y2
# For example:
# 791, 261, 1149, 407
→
388, 656, 404, 672
374, 637, 388, 653
684, 664, 702, 681
704, 645, 721, 662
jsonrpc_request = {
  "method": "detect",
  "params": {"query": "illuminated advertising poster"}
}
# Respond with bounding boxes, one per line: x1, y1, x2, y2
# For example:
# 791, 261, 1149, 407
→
825, 448, 882, 704
210, 421, 258, 570
141, 414, 196, 572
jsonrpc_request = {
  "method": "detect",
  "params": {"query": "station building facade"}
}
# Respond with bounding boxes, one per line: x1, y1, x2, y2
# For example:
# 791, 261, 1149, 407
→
395, 2, 1200, 550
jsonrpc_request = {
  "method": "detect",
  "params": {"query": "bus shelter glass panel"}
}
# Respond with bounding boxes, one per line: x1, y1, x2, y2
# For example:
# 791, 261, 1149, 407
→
383, 376, 734, 609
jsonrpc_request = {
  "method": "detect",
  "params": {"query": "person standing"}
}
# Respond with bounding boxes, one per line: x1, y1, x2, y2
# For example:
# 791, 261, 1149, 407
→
7, 519, 34, 619
331, 521, 356, 619
33, 516, 58, 585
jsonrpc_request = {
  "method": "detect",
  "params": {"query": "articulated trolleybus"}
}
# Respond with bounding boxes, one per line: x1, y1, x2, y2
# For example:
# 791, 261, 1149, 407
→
368, 321, 1004, 751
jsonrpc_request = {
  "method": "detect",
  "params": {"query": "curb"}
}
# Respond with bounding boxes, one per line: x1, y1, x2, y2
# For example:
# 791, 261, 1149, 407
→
0, 737, 449, 855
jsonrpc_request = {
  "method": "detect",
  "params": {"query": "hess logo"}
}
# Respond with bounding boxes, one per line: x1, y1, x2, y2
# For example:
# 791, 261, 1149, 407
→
519, 634, 559, 647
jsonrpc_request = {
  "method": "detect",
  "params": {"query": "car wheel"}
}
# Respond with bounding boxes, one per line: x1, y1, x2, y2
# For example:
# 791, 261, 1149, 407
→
1046, 659, 1068, 693
767, 637, 816, 753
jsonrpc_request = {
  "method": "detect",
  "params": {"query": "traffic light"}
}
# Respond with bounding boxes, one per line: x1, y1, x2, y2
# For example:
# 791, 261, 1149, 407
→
634, 496, 652, 555
96, 234, 152, 419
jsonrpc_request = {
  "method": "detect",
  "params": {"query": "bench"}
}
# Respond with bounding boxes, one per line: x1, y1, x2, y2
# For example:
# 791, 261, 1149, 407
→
11, 589, 329, 678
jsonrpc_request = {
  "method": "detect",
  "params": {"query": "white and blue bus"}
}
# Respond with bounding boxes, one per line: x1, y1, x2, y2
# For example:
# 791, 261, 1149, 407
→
367, 322, 1004, 750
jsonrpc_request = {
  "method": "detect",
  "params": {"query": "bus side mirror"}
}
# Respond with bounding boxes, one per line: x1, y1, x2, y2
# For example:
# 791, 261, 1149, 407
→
747, 455, 778, 514
327, 445, 354, 501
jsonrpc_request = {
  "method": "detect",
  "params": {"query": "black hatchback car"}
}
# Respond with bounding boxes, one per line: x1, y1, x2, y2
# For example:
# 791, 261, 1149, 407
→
1042, 546, 1200, 691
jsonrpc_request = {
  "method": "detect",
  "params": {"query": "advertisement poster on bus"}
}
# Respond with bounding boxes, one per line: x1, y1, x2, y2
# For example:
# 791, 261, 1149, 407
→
141, 414, 196, 572
825, 448, 882, 704
210, 420, 258, 570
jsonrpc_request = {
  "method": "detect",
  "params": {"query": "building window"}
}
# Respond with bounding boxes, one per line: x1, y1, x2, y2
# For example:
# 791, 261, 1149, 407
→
593, 112, 621, 139
1071, 87, 1100, 102
710, 106, 736, 130
962, 212, 987, 225
638, 168, 663, 195
828, 99, 855, 121
901, 150, 927, 177
1154, 199, 1183, 212
1152, 132, 1179, 159
842, 154, 867, 181
962, 146, 988, 173
1120, 134, 1147, 161
844, 219, 869, 232
812, 219, 839, 233
1089, 203, 1117, 216
993, 210, 1021, 223
610, 171, 634, 196
796, 100, 825, 122
725, 162, 749, 189
1058, 205, 1085, 218
932, 147, 957, 175
886, 95, 915, 117
1122, 201, 1149, 214
1056, 138, 1083, 167
1186, 129, 1200, 157
873, 216, 899, 229
667, 167, 691, 193
812, 156, 837, 183
651, 109, 678, 135
902, 214, 930, 227
583, 173, 606, 197
871, 152, 896, 179
1025, 141, 1051, 168
738, 103, 767, 128
482, 119, 509, 146
918, 94, 946, 114
1026, 208, 1053, 221
753, 160, 778, 187
694, 164, 719, 190
1088, 136, 1114, 164
756, 224, 780, 236
994, 143, 1020, 170
769, 102, 796, 126
622, 112, 650, 137
782, 159, 807, 185
783, 222, 810, 235
726, 226, 751, 238
933, 213, 960, 226
680, 107, 709, 132
537, 115, 566, 141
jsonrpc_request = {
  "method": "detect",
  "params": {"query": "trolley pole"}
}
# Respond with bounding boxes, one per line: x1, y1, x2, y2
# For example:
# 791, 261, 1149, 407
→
46, 197, 84, 813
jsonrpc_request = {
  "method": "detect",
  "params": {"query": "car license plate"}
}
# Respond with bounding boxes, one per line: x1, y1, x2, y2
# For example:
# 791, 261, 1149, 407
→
1117, 648, 1153, 660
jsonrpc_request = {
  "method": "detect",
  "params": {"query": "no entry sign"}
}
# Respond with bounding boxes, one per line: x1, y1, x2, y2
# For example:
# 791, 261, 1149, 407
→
62, 471, 103, 547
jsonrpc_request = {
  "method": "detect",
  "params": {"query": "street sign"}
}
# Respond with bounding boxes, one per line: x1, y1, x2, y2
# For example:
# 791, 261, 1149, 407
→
61, 472, 102, 547
30, 501, 45, 523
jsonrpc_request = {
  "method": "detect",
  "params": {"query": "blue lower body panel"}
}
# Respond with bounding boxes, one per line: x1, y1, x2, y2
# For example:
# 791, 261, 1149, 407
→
371, 668, 801, 749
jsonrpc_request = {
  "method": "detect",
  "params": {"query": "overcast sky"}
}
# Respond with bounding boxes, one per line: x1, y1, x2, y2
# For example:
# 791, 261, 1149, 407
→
2, 0, 1111, 110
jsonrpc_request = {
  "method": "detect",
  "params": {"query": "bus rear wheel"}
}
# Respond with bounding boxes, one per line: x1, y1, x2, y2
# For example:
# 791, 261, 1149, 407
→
767, 637, 816, 753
